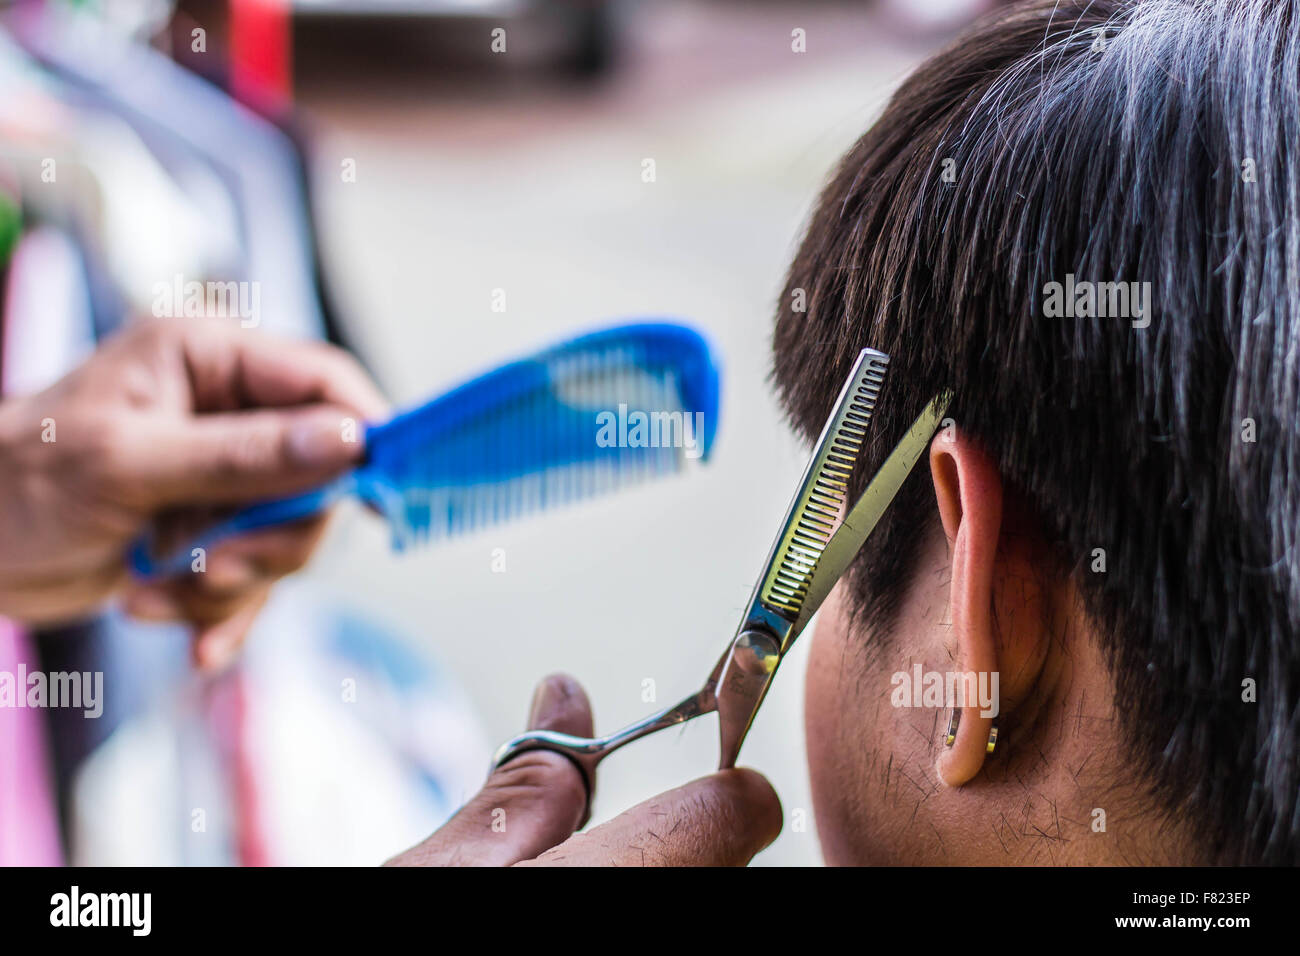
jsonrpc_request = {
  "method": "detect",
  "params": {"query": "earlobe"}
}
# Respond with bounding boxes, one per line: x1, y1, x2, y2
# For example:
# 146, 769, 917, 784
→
930, 431, 1003, 787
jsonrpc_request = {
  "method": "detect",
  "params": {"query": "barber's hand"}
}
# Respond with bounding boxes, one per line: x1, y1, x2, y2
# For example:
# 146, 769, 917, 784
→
0, 317, 388, 667
386, 674, 783, 866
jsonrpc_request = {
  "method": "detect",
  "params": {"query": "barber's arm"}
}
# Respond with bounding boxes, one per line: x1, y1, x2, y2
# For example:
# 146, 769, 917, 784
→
0, 316, 388, 668
387, 674, 782, 867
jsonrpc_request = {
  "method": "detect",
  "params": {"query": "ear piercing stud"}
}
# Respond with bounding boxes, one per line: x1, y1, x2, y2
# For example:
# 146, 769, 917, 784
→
944, 710, 999, 754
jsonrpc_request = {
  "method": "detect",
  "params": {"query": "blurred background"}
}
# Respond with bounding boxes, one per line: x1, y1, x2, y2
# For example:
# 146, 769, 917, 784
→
0, 0, 995, 866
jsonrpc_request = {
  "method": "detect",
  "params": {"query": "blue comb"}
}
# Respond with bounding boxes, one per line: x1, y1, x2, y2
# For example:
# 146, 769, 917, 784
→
128, 321, 720, 578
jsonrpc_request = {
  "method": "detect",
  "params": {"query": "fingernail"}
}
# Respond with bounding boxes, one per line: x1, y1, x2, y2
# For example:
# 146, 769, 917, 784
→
288, 412, 358, 468
196, 631, 242, 672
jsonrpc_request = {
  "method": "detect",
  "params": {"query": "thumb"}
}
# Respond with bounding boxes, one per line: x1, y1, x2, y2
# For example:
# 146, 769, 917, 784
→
386, 674, 594, 867
125, 405, 367, 507
522, 768, 782, 867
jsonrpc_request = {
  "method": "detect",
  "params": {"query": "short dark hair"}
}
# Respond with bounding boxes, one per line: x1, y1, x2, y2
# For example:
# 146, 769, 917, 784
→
772, 0, 1300, 865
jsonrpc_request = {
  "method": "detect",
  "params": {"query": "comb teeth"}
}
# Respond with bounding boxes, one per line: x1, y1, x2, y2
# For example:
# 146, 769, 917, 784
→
387, 452, 684, 549
374, 353, 702, 549
760, 351, 887, 618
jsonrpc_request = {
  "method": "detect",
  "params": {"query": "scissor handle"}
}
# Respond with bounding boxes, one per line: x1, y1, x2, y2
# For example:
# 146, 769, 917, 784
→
490, 628, 783, 824
491, 681, 719, 819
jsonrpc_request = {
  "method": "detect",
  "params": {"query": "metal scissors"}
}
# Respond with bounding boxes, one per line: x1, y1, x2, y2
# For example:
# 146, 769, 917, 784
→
492, 348, 949, 796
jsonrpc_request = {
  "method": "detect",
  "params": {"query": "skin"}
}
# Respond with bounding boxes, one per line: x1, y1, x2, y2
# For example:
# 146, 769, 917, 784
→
387, 674, 783, 867
0, 317, 389, 668
804, 432, 1198, 865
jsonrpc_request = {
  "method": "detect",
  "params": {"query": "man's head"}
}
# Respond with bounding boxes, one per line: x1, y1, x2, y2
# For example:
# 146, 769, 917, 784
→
773, 0, 1299, 865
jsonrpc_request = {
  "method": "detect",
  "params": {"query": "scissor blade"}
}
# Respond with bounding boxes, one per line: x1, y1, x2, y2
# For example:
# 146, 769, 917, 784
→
715, 630, 782, 769
791, 395, 950, 636
754, 350, 890, 623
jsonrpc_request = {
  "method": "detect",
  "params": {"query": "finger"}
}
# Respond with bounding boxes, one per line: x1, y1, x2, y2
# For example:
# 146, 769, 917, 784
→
386, 674, 594, 867
178, 319, 390, 421
147, 506, 230, 560
141, 509, 329, 586
192, 588, 270, 671
193, 516, 330, 590
124, 574, 264, 636
121, 577, 269, 670
169, 576, 266, 625
521, 768, 782, 867
125, 404, 367, 507
122, 582, 185, 622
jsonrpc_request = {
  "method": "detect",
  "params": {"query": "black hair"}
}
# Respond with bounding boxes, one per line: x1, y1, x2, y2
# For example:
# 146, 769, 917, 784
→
772, 0, 1299, 865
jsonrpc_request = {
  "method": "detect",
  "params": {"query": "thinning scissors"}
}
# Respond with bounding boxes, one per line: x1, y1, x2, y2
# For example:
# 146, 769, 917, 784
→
492, 348, 949, 792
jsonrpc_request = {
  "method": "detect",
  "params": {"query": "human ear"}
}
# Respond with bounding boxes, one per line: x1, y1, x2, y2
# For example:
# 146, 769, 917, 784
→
930, 429, 1049, 787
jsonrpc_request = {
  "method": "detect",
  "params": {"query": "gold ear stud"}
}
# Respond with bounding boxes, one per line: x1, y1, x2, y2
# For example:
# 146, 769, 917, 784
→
944, 710, 999, 754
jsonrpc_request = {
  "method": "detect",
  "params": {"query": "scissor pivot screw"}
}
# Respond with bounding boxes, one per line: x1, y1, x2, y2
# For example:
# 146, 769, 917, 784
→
732, 630, 780, 676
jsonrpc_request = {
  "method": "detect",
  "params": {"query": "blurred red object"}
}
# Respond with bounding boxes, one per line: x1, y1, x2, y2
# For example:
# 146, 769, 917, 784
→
230, 0, 293, 113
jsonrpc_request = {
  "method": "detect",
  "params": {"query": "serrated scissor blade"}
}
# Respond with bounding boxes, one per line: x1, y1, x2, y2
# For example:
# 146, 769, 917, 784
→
791, 394, 950, 636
